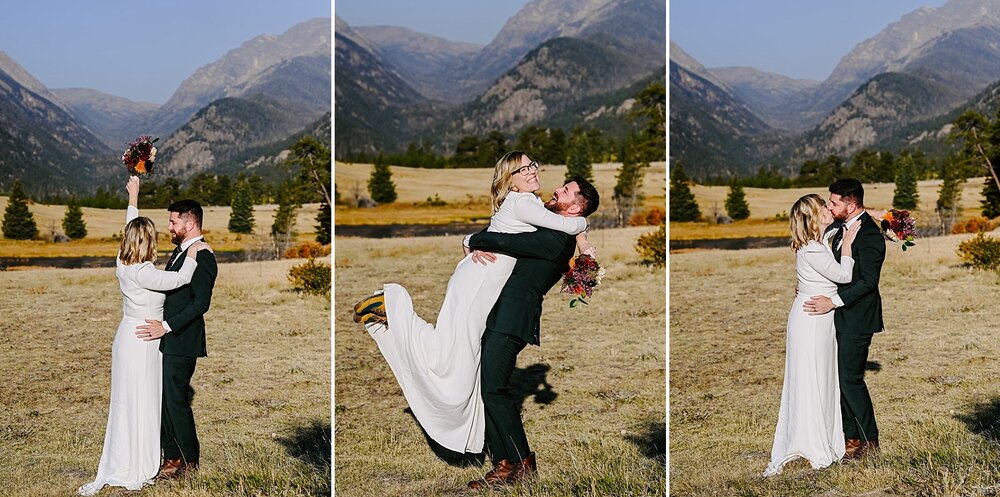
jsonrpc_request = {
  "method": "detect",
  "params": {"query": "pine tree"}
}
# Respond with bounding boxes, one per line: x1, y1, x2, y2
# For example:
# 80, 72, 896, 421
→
62, 201, 87, 239
228, 180, 255, 234
271, 187, 299, 257
936, 163, 963, 234
613, 135, 647, 226
982, 176, 1000, 219
725, 182, 750, 220
368, 155, 397, 204
271, 188, 298, 238
316, 199, 331, 245
892, 155, 919, 210
565, 130, 593, 183
3, 181, 39, 240
669, 163, 701, 222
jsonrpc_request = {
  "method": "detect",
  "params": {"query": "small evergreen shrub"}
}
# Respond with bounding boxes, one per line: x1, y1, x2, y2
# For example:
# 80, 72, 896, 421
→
957, 232, 1000, 271
635, 224, 665, 267
288, 258, 331, 295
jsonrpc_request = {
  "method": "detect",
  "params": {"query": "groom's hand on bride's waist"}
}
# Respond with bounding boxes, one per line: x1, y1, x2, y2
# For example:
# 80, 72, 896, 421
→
803, 295, 835, 315
136, 319, 167, 341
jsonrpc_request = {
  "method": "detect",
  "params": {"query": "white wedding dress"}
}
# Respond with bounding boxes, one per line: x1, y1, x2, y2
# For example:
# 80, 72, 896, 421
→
764, 236, 854, 475
79, 206, 197, 495
365, 191, 586, 453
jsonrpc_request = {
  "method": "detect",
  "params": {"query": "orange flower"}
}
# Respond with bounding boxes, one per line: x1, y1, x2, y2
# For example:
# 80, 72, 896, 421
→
882, 210, 894, 222
135, 160, 146, 174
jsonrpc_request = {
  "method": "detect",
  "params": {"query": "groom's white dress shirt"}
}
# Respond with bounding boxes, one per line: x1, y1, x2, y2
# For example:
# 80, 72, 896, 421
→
162, 235, 204, 333
831, 211, 865, 309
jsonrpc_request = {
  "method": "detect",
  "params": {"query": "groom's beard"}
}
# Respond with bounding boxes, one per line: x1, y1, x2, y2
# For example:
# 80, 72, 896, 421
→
170, 230, 185, 245
544, 198, 571, 214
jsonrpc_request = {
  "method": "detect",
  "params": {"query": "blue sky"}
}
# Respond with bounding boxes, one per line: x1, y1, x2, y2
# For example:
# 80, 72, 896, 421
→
335, 0, 532, 45
0, 0, 330, 104
670, 0, 949, 81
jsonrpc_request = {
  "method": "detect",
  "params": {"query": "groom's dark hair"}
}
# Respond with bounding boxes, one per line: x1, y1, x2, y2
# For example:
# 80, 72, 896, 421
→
829, 178, 864, 208
168, 199, 203, 228
570, 176, 600, 217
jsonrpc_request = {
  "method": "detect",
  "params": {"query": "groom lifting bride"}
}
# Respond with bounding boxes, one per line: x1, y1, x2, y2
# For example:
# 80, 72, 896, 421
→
352, 151, 600, 489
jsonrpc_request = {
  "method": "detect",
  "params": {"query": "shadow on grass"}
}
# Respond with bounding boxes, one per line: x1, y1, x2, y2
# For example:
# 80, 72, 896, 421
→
405, 411, 487, 468
865, 360, 881, 372
956, 396, 1000, 441
511, 363, 557, 408
276, 419, 332, 471
626, 420, 666, 467
403, 362, 557, 467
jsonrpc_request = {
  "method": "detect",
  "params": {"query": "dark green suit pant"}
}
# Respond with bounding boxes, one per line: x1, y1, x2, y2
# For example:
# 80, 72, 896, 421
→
837, 330, 878, 441
481, 330, 530, 463
162, 355, 199, 462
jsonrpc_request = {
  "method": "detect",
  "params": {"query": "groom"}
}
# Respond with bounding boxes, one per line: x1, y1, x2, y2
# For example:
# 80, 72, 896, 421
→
464, 177, 600, 489
804, 178, 885, 460
136, 199, 218, 479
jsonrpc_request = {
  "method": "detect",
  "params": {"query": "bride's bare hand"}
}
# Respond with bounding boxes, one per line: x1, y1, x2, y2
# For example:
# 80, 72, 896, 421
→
842, 222, 862, 247
126, 176, 140, 197
191, 241, 213, 253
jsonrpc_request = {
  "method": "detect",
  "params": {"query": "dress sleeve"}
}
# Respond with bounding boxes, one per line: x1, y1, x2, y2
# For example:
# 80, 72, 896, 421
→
804, 247, 854, 284
126, 205, 139, 225
510, 194, 586, 234
134, 256, 198, 291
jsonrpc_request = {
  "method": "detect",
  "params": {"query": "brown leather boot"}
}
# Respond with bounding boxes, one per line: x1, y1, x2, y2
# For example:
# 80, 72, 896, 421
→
467, 459, 515, 489
843, 438, 862, 460
855, 440, 880, 459
156, 458, 184, 480
509, 452, 537, 483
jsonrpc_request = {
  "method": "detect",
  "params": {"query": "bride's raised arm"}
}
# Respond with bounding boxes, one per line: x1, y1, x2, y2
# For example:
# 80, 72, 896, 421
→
509, 193, 587, 235
125, 175, 140, 225
134, 242, 209, 291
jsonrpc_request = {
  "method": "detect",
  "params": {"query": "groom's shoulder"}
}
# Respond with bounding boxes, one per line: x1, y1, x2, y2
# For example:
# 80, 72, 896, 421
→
195, 249, 219, 270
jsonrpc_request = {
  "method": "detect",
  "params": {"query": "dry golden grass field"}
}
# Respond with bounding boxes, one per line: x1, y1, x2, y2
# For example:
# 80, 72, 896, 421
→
671, 179, 989, 240
0, 198, 324, 258
0, 257, 331, 496
334, 226, 666, 496
333, 161, 666, 225
670, 233, 1000, 496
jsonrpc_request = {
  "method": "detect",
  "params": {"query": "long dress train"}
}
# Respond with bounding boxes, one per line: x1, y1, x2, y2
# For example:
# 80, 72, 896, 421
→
366, 192, 586, 453
764, 237, 853, 475
79, 207, 197, 495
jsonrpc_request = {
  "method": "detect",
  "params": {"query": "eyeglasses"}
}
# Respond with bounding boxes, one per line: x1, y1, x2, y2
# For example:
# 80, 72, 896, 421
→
516, 161, 539, 176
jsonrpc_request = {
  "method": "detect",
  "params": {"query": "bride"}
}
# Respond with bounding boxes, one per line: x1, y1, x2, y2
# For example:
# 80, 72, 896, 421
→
764, 193, 860, 475
80, 177, 210, 495
352, 151, 593, 453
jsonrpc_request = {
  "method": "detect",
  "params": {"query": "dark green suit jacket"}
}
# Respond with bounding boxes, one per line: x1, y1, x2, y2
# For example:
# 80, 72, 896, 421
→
469, 227, 576, 345
161, 248, 217, 357
833, 212, 885, 335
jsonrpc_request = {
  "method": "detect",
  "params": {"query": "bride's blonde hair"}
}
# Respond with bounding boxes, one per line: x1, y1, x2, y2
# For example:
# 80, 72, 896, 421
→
789, 194, 826, 252
119, 217, 158, 265
490, 150, 527, 214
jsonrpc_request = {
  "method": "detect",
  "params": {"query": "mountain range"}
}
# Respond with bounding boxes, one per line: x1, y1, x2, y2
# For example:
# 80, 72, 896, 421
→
335, 0, 666, 160
670, 0, 1000, 179
0, 17, 331, 195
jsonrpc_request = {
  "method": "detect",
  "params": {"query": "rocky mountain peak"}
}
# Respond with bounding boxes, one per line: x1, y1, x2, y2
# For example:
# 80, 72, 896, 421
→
0, 51, 71, 114
151, 17, 331, 137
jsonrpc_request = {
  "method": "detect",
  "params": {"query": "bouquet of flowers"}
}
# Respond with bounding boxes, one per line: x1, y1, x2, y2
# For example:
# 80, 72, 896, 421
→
560, 253, 606, 307
122, 135, 158, 176
880, 209, 916, 251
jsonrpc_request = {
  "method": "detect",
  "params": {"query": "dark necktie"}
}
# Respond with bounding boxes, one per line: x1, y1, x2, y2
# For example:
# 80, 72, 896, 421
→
832, 225, 845, 254
168, 245, 182, 268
